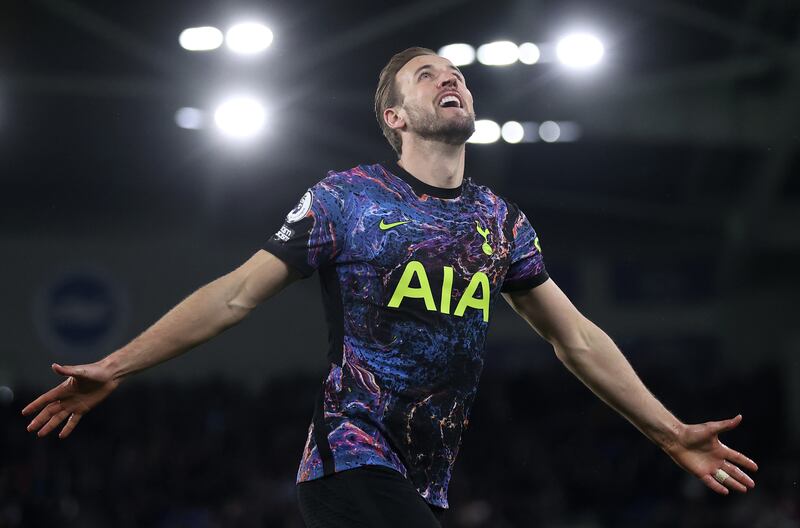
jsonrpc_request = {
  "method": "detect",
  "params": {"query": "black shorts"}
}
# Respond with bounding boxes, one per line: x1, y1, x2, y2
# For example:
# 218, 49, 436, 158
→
296, 465, 447, 528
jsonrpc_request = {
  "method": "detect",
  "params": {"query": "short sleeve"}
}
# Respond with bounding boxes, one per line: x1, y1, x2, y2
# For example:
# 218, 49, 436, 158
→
263, 176, 346, 278
501, 202, 549, 292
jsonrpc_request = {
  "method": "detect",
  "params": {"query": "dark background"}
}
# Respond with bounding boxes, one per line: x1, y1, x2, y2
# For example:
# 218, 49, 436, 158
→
2, 0, 798, 526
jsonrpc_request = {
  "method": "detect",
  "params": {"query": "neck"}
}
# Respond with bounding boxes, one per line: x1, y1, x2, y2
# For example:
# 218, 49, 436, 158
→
397, 137, 465, 189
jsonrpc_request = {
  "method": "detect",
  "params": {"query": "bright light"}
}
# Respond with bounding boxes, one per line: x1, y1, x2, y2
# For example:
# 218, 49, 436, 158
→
476, 41, 519, 66
226, 23, 274, 54
468, 120, 501, 144
175, 107, 205, 130
438, 44, 475, 66
179, 26, 224, 51
556, 33, 604, 69
501, 121, 524, 143
518, 43, 541, 65
214, 97, 266, 138
539, 121, 561, 142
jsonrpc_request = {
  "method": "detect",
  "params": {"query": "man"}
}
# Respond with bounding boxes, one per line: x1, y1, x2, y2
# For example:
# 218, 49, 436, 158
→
23, 47, 757, 527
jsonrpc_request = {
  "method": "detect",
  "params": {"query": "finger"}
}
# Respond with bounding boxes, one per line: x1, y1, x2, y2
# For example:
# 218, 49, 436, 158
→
59, 413, 83, 439
28, 401, 63, 433
27, 401, 62, 433
52, 363, 85, 378
713, 414, 742, 434
38, 409, 71, 437
21, 386, 64, 416
723, 460, 755, 489
26, 401, 62, 432
701, 474, 729, 495
720, 442, 759, 472
719, 470, 748, 493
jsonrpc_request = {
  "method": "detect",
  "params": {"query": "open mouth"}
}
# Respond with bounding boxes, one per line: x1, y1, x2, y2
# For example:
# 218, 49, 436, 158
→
438, 94, 462, 109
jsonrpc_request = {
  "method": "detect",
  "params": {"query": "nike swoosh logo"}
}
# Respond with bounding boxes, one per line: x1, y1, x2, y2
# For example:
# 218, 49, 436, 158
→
379, 219, 411, 230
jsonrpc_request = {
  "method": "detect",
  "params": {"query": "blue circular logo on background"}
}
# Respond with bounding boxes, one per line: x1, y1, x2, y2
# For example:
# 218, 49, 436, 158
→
34, 267, 128, 364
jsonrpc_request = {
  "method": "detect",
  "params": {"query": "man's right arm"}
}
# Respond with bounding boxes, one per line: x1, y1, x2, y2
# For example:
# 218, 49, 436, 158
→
22, 249, 299, 438
101, 248, 299, 381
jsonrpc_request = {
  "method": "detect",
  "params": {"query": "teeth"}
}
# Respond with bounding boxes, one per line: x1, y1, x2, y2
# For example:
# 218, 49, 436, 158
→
439, 95, 460, 107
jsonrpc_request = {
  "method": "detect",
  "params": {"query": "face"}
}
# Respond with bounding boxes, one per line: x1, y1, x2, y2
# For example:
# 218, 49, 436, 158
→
389, 54, 476, 146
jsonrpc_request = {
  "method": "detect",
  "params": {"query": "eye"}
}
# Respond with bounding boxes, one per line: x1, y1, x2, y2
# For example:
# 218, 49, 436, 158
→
419, 71, 432, 80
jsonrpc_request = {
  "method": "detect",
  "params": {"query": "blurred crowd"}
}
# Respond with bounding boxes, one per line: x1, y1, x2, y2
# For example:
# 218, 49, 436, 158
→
2, 357, 797, 528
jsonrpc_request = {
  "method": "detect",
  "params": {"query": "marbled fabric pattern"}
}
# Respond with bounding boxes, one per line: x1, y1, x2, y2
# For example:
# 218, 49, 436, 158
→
264, 163, 546, 508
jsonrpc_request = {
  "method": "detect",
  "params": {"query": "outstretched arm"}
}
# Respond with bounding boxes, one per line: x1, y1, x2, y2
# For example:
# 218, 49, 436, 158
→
22, 249, 299, 438
503, 278, 758, 495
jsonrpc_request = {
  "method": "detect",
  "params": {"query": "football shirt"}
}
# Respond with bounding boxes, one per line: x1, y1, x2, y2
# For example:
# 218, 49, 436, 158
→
263, 160, 547, 508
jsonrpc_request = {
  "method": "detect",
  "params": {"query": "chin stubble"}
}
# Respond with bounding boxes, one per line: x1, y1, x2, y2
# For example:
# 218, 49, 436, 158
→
405, 104, 476, 145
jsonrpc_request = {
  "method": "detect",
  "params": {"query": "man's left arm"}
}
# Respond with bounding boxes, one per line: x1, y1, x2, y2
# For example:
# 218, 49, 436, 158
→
503, 278, 758, 495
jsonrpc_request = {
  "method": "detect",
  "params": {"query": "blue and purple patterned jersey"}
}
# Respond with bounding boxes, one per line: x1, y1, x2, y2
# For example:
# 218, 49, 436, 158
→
263, 160, 547, 508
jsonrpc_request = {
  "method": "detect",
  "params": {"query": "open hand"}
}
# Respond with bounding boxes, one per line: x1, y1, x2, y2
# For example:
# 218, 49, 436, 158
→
665, 414, 758, 495
21, 362, 119, 439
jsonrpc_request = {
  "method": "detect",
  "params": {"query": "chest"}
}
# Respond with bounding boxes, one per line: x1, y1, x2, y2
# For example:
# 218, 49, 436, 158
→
346, 191, 512, 288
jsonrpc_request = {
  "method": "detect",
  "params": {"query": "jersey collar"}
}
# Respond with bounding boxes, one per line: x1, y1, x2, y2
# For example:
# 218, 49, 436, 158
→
384, 159, 465, 200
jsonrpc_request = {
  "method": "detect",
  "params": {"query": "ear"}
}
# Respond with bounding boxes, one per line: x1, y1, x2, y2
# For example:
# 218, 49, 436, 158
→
383, 106, 405, 131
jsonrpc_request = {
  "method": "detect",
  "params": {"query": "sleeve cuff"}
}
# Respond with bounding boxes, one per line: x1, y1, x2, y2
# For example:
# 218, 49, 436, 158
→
501, 270, 549, 293
262, 241, 315, 279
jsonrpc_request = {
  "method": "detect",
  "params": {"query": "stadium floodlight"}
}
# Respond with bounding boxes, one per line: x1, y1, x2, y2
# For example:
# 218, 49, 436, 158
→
539, 121, 561, 142
179, 26, 224, 51
214, 97, 266, 138
501, 121, 524, 143
175, 107, 205, 130
437, 44, 476, 66
518, 43, 541, 65
226, 22, 274, 54
556, 33, 604, 69
476, 41, 519, 66
468, 120, 501, 144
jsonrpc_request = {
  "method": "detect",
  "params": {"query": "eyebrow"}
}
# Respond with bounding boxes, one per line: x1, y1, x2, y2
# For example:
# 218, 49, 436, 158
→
413, 64, 464, 79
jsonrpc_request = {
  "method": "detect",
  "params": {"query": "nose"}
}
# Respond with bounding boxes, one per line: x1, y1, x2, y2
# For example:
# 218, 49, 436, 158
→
438, 74, 459, 89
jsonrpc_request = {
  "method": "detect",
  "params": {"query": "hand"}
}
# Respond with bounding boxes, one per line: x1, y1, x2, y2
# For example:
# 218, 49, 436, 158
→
21, 362, 120, 439
664, 414, 758, 495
